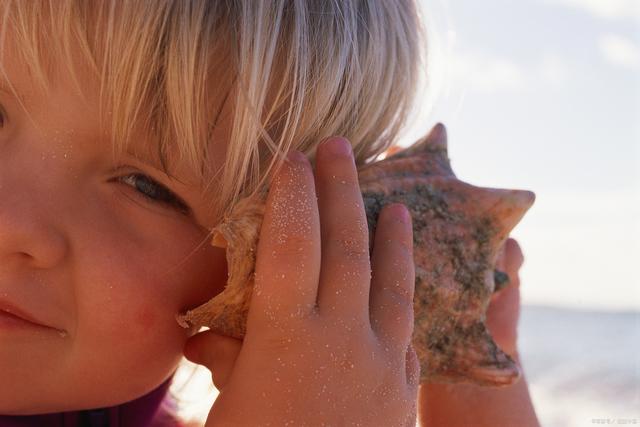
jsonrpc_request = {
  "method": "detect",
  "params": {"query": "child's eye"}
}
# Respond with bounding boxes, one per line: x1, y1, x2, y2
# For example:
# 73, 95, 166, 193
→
117, 173, 191, 215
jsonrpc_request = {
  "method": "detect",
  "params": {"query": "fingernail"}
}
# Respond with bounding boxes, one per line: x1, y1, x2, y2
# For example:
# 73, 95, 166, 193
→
389, 203, 410, 224
287, 150, 309, 167
321, 137, 352, 158
287, 150, 307, 163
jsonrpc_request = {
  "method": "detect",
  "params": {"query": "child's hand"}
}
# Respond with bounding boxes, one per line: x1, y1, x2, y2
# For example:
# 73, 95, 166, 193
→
186, 137, 419, 426
486, 237, 525, 358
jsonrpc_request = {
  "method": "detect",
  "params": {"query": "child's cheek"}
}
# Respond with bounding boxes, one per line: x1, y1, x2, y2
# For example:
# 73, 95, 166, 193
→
133, 304, 157, 335
111, 293, 165, 341
85, 276, 165, 343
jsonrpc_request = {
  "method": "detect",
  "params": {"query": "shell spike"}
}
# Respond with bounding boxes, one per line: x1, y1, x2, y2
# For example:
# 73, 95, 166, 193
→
427, 122, 447, 146
387, 123, 450, 160
425, 323, 522, 387
461, 325, 522, 386
487, 189, 535, 243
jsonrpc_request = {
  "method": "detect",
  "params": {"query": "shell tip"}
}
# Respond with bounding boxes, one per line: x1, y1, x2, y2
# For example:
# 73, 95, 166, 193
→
175, 312, 192, 329
524, 190, 536, 206
211, 231, 228, 248
429, 122, 448, 143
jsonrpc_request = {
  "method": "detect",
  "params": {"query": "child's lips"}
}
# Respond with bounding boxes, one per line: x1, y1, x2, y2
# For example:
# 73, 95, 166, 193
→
0, 297, 62, 332
0, 309, 51, 330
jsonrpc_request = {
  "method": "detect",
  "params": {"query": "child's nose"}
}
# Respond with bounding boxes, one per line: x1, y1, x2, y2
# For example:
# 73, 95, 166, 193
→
0, 172, 69, 270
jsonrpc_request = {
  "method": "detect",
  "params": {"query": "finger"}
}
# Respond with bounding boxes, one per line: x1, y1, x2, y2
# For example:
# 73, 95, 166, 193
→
486, 284, 520, 356
315, 137, 371, 322
403, 345, 420, 427
492, 237, 524, 300
495, 238, 508, 271
405, 343, 420, 391
251, 151, 321, 324
183, 330, 242, 391
504, 237, 524, 279
369, 203, 415, 352
487, 238, 522, 355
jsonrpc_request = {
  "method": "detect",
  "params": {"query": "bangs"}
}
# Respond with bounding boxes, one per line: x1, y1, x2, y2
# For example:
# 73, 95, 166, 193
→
0, 0, 232, 184
0, 0, 428, 227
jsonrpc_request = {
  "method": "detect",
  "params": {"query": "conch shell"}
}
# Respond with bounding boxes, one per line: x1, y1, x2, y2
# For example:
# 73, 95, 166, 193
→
176, 123, 535, 386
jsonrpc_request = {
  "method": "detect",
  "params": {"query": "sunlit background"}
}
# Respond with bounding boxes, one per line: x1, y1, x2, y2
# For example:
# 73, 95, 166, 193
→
409, 0, 640, 425
170, 1, 640, 426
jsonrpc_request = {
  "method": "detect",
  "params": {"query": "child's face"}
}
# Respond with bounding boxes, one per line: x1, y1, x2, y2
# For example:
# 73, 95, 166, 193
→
0, 34, 229, 413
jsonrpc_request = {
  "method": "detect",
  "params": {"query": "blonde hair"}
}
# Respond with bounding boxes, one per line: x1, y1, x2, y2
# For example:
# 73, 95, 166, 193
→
0, 0, 428, 422
0, 0, 428, 227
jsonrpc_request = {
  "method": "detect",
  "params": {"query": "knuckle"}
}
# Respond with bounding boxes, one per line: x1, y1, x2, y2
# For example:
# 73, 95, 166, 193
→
325, 165, 357, 179
384, 282, 414, 306
396, 237, 413, 256
320, 167, 359, 190
378, 261, 415, 306
271, 233, 313, 257
378, 218, 413, 252
257, 330, 300, 353
332, 234, 370, 261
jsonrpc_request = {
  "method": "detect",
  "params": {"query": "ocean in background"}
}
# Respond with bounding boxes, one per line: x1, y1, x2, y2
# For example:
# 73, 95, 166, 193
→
519, 305, 640, 427
171, 304, 640, 426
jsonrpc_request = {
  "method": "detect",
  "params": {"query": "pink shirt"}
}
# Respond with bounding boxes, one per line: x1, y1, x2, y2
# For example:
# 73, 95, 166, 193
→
0, 373, 181, 427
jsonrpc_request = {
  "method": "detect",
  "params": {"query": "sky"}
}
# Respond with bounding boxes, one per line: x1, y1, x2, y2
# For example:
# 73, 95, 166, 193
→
396, 0, 640, 310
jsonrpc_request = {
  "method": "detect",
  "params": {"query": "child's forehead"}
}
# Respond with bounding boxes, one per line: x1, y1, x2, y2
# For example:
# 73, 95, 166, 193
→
1, 29, 97, 110
1, 60, 171, 175
3, 69, 226, 194
1, 18, 232, 193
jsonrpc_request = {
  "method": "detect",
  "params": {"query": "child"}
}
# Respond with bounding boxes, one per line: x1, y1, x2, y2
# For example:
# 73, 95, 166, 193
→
0, 1, 539, 426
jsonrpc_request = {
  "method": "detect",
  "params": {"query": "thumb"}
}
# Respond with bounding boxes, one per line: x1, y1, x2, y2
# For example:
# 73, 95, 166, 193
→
183, 329, 242, 391
493, 237, 524, 295
504, 237, 524, 279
